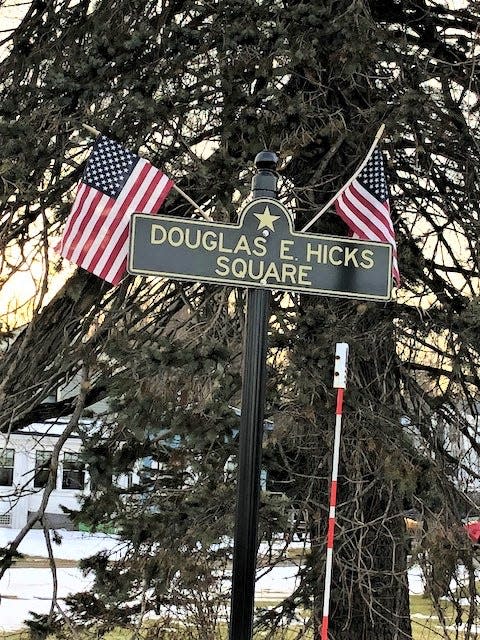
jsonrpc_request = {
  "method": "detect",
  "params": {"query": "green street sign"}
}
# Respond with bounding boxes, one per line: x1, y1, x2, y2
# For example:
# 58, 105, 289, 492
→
128, 199, 392, 300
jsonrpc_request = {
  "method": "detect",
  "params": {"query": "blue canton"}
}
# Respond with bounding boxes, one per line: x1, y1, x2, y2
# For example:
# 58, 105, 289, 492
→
83, 136, 138, 199
358, 149, 388, 202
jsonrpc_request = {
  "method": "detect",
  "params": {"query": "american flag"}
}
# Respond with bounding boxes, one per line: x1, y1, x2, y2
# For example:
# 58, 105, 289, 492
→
57, 136, 173, 285
335, 148, 400, 284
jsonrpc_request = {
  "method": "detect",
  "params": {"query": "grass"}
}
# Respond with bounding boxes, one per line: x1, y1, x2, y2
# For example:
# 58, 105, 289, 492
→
8, 555, 78, 569
409, 592, 480, 640
411, 593, 444, 640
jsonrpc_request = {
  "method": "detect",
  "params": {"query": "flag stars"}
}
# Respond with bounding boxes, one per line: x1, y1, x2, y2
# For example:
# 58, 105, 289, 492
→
83, 136, 138, 198
358, 149, 388, 202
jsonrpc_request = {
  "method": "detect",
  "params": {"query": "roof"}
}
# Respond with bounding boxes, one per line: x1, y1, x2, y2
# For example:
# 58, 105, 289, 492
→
8, 417, 98, 439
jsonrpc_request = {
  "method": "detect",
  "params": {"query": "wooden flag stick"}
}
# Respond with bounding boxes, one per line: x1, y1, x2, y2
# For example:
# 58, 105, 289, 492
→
171, 183, 212, 221
301, 123, 386, 232
82, 123, 101, 137
81, 124, 212, 221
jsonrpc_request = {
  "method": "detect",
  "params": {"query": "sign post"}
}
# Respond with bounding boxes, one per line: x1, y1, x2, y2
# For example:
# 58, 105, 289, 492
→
228, 151, 278, 640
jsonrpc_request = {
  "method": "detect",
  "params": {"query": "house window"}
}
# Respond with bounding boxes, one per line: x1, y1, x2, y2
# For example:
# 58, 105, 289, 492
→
0, 449, 14, 486
62, 452, 85, 490
34, 450, 52, 488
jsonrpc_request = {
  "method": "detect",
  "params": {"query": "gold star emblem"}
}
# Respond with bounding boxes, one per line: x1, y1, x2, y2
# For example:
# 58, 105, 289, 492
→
254, 206, 280, 231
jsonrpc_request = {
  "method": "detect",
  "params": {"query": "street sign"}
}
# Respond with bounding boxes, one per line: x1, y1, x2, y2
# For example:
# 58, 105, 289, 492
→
128, 198, 392, 300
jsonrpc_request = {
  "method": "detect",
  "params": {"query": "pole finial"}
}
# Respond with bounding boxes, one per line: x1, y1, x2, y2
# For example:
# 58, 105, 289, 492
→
251, 151, 279, 198
254, 150, 278, 171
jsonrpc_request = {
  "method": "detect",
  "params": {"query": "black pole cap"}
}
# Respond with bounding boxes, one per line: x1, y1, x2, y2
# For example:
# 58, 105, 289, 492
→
254, 151, 278, 171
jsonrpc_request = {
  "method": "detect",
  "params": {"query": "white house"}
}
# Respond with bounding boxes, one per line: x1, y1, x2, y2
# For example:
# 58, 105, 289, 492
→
0, 377, 276, 531
0, 366, 125, 530
0, 418, 91, 529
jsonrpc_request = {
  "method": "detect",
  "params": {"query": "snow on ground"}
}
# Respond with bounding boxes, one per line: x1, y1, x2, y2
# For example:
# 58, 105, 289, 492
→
0, 528, 426, 632
1, 567, 93, 631
0, 529, 124, 632
0, 528, 124, 560
256, 565, 301, 599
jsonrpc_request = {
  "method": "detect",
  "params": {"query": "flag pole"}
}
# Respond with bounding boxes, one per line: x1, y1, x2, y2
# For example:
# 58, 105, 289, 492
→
81, 124, 212, 221
171, 184, 213, 221
301, 124, 385, 232
81, 123, 102, 137
319, 343, 349, 640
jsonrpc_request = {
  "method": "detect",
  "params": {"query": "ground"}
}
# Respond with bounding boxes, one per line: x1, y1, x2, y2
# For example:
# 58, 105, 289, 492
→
0, 528, 460, 635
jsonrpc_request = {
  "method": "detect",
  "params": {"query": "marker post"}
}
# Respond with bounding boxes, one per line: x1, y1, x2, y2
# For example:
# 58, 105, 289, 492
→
320, 343, 349, 640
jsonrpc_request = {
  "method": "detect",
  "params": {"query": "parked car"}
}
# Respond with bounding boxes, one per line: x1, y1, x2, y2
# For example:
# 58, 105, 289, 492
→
464, 520, 480, 544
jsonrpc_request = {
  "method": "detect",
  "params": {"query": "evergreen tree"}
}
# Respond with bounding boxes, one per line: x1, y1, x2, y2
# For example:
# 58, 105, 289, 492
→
0, 1, 479, 638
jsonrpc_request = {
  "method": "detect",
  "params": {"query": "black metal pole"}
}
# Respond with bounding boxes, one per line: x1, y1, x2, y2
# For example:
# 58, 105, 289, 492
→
229, 151, 279, 640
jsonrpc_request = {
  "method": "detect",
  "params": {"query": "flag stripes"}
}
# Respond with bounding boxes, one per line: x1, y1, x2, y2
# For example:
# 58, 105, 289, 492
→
94, 170, 172, 285
334, 147, 400, 284
336, 181, 400, 283
337, 182, 393, 242
57, 136, 173, 285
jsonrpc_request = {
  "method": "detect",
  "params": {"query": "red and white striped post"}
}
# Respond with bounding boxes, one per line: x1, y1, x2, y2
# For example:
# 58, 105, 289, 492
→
320, 342, 349, 640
